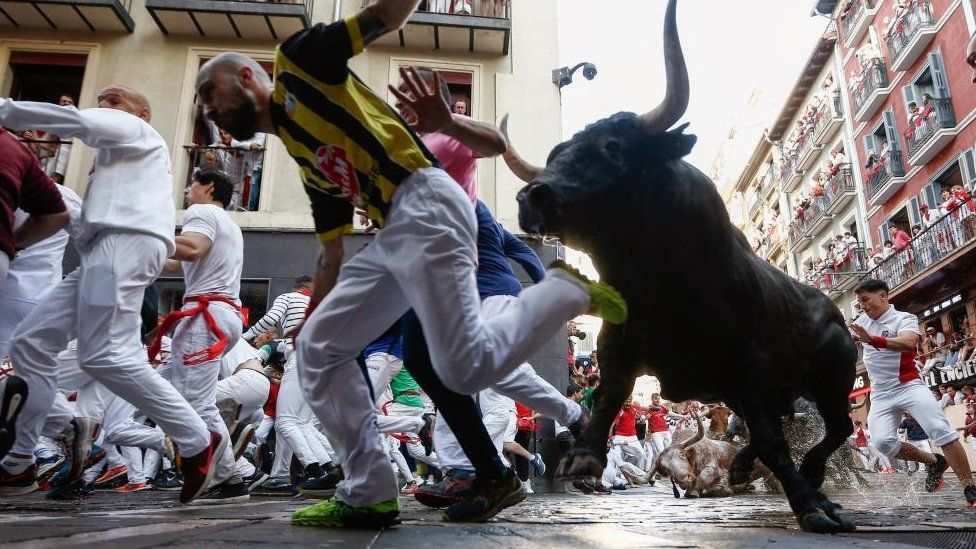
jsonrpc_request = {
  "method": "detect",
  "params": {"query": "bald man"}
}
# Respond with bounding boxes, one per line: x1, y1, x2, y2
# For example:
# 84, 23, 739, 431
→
0, 87, 226, 504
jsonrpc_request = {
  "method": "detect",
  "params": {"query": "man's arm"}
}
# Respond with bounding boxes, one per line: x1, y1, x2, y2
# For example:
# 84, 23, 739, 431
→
162, 259, 183, 274
13, 143, 69, 248
171, 232, 212, 262
358, 0, 423, 45
243, 294, 289, 340
310, 238, 344, 307
501, 226, 546, 283
441, 115, 507, 158
0, 99, 143, 148
14, 211, 70, 249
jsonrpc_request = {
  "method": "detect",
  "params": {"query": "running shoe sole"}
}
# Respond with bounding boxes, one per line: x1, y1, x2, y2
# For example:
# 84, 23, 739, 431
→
66, 418, 99, 483
292, 512, 401, 529
245, 472, 269, 493
0, 480, 38, 496
36, 457, 65, 481
233, 424, 255, 461
414, 491, 460, 508
298, 487, 337, 499
181, 433, 229, 505
0, 376, 28, 459
188, 494, 250, 506
443, 483, 526, 523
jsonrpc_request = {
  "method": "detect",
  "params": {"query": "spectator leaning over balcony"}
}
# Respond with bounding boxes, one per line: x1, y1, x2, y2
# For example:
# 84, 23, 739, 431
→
921, 326, 948, 375
889, 226, 911, 251
942, 385, 965, 408
50, 94, 75, 185
881, 240, 895, 259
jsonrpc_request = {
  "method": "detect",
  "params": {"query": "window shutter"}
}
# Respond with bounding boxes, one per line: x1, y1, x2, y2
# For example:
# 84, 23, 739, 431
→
924, 180, 941, 208
902, 83, 919, 112
929, 50, 951, 99
863, 133, 878, 157
883, 110, 902, 152
908, 196, 921, 226
960, 149, 976, 190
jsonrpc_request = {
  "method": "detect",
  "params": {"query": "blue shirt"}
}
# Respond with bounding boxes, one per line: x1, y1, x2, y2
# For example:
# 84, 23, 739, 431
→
362, 321, 403, 359
899, 416, 928, 441
475, 200, 545, 298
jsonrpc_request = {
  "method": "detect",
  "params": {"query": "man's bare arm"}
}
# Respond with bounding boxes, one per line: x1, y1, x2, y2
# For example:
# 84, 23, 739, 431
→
311, 237, 345, 305
442, 115, 507, 158
15, 211, 69, 249
357, 0, 423, 46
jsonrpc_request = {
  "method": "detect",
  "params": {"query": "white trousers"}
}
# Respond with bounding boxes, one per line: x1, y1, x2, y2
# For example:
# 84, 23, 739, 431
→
0, 254, 8, 296
165, 301, 243, 484
216, 368, 270, 421
612, 435, 648, 470
10, 233, 210, 459
297, 168, 589, 506
0, 293, 35, 360
276, 365, 322, 468
868, 381, 959, 457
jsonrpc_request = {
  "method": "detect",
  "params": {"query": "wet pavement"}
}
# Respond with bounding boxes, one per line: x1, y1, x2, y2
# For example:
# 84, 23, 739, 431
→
2, 474, 976, 548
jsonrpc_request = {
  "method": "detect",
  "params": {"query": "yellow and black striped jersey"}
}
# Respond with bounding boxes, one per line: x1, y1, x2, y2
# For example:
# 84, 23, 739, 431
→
272, 17, 437, 243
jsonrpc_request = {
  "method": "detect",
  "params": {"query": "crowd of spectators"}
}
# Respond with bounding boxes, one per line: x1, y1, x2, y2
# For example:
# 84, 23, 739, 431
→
420, 0, 509, 17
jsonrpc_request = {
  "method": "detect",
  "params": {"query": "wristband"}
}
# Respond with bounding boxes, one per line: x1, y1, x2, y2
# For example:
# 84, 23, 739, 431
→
306, 298, 321, 319
869, 336, 887, 349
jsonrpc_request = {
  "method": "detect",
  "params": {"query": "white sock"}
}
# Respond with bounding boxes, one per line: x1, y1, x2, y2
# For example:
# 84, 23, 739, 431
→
2, 454, 36, 474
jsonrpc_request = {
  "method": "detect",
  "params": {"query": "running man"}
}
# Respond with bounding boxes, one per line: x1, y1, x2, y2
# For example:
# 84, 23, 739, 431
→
0, 88, 225, 504
194, 0, 623, 528
850, 279, 976, 504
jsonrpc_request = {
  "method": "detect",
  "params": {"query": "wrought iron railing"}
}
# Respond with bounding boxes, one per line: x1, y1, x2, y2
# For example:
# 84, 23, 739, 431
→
796, 132, 817, 163
780, 155, 799, 186
812, 94, 844, 140
852, 59, 889, 115
905, 97, 955, 159
808, 246, 870, 291
184, 145, 266, 212
366, 0, 510, 19
824, 166, 855, 207
788, 219, 805, 249
867, 207, 976, 291
840, 0, 874, 43
885, 1, 935, 62
865, 150, 906, 200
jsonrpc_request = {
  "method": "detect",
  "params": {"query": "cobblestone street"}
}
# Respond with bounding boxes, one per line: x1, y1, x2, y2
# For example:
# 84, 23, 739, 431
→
2, 474, 976, 548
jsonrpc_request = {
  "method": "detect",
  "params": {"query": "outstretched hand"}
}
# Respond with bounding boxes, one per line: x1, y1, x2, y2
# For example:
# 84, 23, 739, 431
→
388, 66, 453, 134
848, 322, 870, 343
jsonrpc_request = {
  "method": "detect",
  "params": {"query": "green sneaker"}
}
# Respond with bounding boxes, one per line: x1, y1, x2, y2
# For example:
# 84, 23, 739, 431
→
554, 263, 628, 324
291, 497, 400, 528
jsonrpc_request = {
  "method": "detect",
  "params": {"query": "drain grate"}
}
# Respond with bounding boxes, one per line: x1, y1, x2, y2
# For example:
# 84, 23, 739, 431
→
844, 530, 976, 548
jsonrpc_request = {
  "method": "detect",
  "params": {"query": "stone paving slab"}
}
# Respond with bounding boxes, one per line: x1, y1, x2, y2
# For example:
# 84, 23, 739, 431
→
2, 475, 976, 547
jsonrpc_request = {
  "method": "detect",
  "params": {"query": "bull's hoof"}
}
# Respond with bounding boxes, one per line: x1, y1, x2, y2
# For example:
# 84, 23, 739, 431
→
684, 490, 700, 498
556, 447, 605, 479
728, 462, 751, 486
796, 497, 856, 534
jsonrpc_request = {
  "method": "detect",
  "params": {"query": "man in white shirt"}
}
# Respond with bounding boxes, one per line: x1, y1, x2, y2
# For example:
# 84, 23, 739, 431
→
922, 326, 949, 375
0, 185, 81, 360
849, 279, 975, 505
0, 87, 224, 504
152, 169, 247, 504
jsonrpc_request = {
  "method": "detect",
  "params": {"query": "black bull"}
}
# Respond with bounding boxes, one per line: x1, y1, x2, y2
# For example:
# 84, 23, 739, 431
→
502, 0, 858, 534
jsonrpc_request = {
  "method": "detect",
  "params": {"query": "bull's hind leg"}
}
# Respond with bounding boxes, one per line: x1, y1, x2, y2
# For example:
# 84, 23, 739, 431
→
741, 399, 855, 534
800, 323, 858, 491
556, 325, 632, 479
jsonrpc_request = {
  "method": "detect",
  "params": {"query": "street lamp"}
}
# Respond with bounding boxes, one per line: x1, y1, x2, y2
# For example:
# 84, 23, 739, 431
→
552, 62, 597, 89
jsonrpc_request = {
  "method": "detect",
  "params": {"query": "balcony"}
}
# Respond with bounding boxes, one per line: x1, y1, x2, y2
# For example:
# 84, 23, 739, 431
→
905, 97, 956, 166
886, 1, 937, 72
759, 169, 778, 200
866, 150, 907, 206
145, 0, 311, 40
364, 0, 511, 55
839, 0, 877, 47
823, 166, 856, 216
867, 209, 976, 293
808, 247, 870, 294
0, 0, 133, 32
780, 155, 804, 192
748, 195, 762, 219
804, 194, 833, 236
796, 132, 824, 172
788, 219, 812, 252
812, 94, 844, 145
184, 144, 265, 211
852, 59, 891, 122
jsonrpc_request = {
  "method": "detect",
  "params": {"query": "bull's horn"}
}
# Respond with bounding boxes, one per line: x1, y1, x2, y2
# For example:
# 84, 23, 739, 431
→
499, 114, 544, 182
639, 0, 689, 135
679, 412, 705, 450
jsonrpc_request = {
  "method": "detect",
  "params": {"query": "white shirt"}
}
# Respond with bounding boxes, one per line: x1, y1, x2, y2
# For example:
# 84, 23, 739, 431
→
220, 338, 261, 380
180, 203, 243, 301
478, 387, 515, 415
3, 185, 82, 301
854, 305, 922, 392
0, 100, 176, 254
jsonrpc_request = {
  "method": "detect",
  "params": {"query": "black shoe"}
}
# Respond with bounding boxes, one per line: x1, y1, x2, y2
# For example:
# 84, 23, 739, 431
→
612, 483, 627, 491
419, 413, 435, 456
925, 453, 949, 492
0, 375, 28, 459
443, 468, 525, 522
251, 475, 292, 495
188, 479, 249, 506
152, 468, 184, 491
966, 485, 976, 507
0, 463, 38, 496
243, 469, 269, 493
62, 418, 99, 484
593, 482, 611, 495
298, 471, 342, 499
46, 479, 93, 500
571, 478, 594, 494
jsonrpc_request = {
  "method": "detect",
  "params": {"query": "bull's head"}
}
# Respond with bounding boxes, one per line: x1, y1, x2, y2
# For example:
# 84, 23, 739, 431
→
505, 0, 695, 248
648, 413, 705, 491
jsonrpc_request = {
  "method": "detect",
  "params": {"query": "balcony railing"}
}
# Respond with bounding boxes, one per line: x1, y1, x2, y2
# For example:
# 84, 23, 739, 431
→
749, 196, 762, 218
840, 0, 875, 44
852, 59, 890, 118
865, 150, 906, 201
904, 97, 956, 160
145, 0, 312, 39
812, 94, 844, 142
807, 246, 870, 292
0, 0, 134, 32
823, 166, 856, 211
788, 219, 806, 249
759, 169, 777, 197
867, 206, 976, 292
184, 145, 265, 212
795, 132, 818, 166
886, 1, 935, 67
362, 0, 511, 55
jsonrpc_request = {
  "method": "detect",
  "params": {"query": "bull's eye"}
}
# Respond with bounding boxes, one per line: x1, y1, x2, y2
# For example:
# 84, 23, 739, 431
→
604, 140, 621, 155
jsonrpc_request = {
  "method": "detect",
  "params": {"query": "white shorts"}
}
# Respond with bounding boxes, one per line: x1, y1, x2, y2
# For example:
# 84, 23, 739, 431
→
868, 381, 958, 457
484, 409, 517, 444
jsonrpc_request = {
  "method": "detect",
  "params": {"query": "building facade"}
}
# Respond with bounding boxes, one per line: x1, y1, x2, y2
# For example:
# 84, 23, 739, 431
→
1, 0, 572, 386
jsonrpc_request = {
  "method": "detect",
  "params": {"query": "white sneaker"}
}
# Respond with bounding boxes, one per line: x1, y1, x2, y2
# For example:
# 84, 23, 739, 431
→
523, 479, 534, 494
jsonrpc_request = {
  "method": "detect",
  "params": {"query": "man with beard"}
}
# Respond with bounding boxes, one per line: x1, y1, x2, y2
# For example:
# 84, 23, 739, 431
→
0, 87, 226, 503
194, 0, 626, 529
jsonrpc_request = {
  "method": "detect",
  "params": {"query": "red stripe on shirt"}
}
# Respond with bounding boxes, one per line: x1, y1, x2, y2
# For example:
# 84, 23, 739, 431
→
899, 349, 920, 384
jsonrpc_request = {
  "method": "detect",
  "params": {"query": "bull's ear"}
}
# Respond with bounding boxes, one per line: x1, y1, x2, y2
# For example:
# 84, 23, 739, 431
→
663, 123, 696, 160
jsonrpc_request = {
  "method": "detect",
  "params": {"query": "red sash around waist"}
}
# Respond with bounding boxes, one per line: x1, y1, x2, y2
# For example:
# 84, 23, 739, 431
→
147, 295, 246, 366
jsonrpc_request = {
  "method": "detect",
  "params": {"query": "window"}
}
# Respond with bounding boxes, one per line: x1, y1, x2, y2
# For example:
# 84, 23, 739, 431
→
184, 58, 274, 212
5, 51, 87, 184
153, 279, 271, 336
924, 159, 967, 210
879, 206, 910, 244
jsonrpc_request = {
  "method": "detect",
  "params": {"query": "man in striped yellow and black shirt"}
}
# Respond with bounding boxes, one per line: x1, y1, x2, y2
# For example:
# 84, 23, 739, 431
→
195, 0, 624, 530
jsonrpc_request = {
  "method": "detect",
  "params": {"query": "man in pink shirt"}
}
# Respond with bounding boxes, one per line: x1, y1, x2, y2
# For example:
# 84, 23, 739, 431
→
889, 226, 911, 251
391, 67, 507, 204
